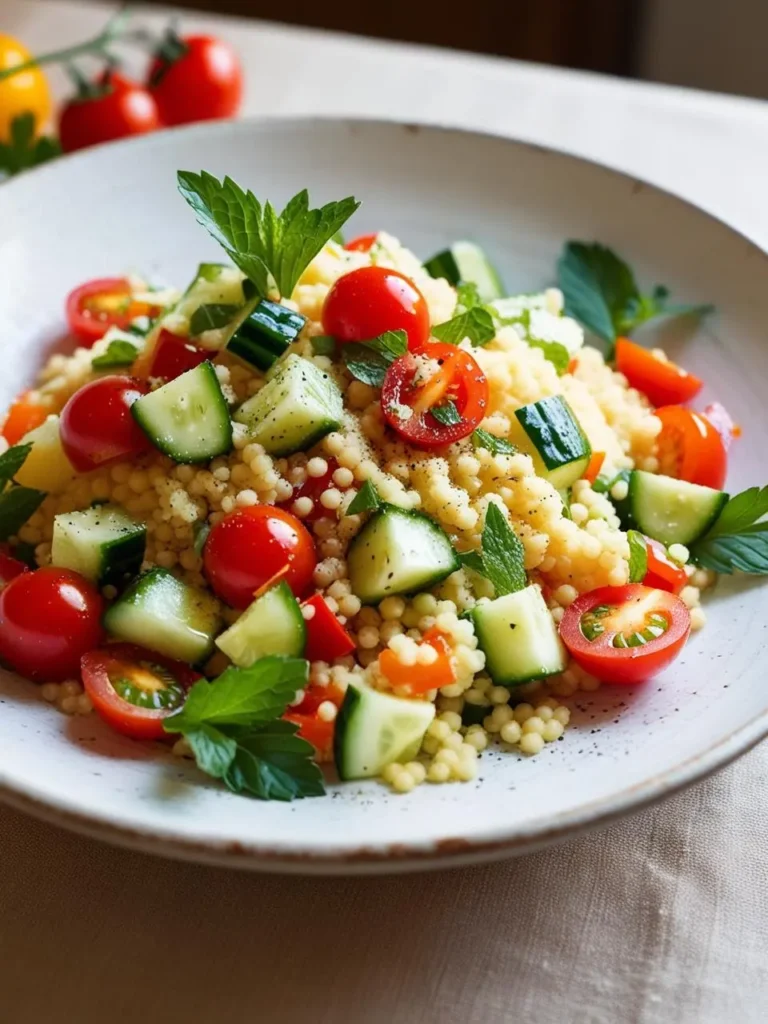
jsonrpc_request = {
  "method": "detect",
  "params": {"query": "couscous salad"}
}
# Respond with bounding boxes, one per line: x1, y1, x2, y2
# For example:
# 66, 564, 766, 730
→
0, 172, 765, 801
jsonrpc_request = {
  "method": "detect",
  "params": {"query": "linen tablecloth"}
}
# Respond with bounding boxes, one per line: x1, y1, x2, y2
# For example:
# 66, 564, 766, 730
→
2, 2, 768, 1020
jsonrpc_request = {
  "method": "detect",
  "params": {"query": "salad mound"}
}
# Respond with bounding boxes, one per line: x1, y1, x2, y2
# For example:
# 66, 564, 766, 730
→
0, 171, 764, 802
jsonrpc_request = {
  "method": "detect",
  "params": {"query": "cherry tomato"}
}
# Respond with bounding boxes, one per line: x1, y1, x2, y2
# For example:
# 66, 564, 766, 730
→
145, 328, 209, 381
59, 72, 160, 155
379, 627, 455, 694
344, 234, 378, 253
559, 584, 690, 685
703, 402, 740, 452
278, 458, 340, 523
81, 643, 200, 741
149, 35, 243, 125
60, 375, 151, 473
0, 567, 104, 681
203, 505, 317, 609
322, 266, 430, 351
66, 277, 161, 345
0, 34, 52, 142
301, 594, 356, 663
643, 537, 687, 595
0, 545, 28, 590
582, 451, 606, 484
656, 404, 727, 490
616, 338, 702, 407
381, 341, 489, 448
284, 711, 335, 763
1, 391, 48, 445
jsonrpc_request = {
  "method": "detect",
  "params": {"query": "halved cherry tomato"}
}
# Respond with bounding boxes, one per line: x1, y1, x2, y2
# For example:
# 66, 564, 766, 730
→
616, 338, 702, 408
146, 329, 209, 381
59, 72, 160, 156
703, 402, 740, 452
66, 277, 161, 345
381, 341, 488, 448
643, 537, 687, 595
583, 451, 606, 484
344, 233, 378, 253
322, 266, 430, 351
655, 404, 727, 490
560, 584, 690, 684
149, 35, 243, 125
301, 594, 356, 663
379, 627, 456, 695
1, 392, 48, 445
284, 711, 335, 762
0, 545, 28, 590
60, 375, 151, 473
0, 567, 104, 681
203, 505, 317, 608
278, 459, 340, 522
81, 643, 200, 741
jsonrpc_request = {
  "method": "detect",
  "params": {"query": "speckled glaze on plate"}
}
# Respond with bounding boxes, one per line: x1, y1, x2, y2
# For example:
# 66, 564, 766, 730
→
0, 118, 766, 874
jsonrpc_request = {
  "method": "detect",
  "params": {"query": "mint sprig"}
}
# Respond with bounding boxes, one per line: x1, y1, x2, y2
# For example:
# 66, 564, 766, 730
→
432, 307, 496, 347
690, 486, 768, 575
459, 503, 527, 596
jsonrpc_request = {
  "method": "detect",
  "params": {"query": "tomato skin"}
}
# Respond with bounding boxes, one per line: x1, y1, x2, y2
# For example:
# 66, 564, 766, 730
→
643, 537, 688, 595
0, 34, 52, 142
0, 546, 28, 589
560, 584, 690, 685
60, 375, 151, 473
59, 72, 160, 154
81, 643, 200, 741
1, 392, 48, 445
147, 329, 209, 381
380, 627, 455, 694
656, 404, 727, 490
616, 338, 702, 407
65, 277, 160, 345
301, 594, 356, 663
344, 234, 378, 253
322, 266, 430, 351
381, 341, 489, 448
0, 567, 104, 682
149, 35, 243, 125
203, 505, 317, 609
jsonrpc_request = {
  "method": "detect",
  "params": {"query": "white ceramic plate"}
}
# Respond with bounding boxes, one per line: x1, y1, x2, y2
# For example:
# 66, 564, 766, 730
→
0, 118, 766, 874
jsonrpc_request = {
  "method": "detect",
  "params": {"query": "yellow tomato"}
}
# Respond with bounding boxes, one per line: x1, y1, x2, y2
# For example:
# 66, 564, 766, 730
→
0, 34, 52, 141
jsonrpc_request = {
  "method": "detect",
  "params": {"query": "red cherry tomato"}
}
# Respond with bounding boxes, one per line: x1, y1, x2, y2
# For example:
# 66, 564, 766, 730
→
203, 505, 317, 609
81, 643, 200, 741
149, 35, 243, 125
278, 459, 340, 522
65, 277, 161, 346
381, 341, 489, 448
379, 627, 455, 694
559, 584, 690, 685
616, 338, 702, 407
1, 391, 48, 445
0, 546, 28, 590
643, 537, 688, 595
656, 405, 727, 490
60, 375, 151, 473
0, 567, 104, 682
145, 329, 209, 381
344, 234, 378, 253
703, 401, 740, 452
301, 594, 356, 663
322, 266, 430, 351
59, 72, 160, 155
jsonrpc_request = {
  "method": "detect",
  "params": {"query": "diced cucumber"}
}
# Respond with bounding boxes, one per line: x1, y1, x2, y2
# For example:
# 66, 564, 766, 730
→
15, 415, 75, 494
424, 242, 504, 302
470, 584, 566, 685
510, 395, 591, 489
215, 580, 306, 667
132, 361, 232, 463
627, 470, 727, 546
104, 568, 222, 664
51, 505, 145, 586
347, 505, 460, 604
234, 354, 343, 456
227, 300, 307, 372
334, 683, 435, 780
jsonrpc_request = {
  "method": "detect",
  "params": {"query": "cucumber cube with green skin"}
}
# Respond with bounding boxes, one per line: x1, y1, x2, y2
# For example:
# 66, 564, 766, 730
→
510, 395, 591, 490
227, 300, 307, 372
51, 505, 145, 586
216, 580, 306, 667
423, 242, 504, 303
626, 470, 728, 546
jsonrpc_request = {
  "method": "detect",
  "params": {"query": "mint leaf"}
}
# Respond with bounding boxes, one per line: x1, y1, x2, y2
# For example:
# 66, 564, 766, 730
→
431, 401, 462, 426
705, 486, 768, 537
0, 443, 33, 489
456, 281, 482, 311
558, 242, 637, 346
185, 724, 238, 778
347, 480, 381, 515
471, 429, 517, 456
224, 720, 325, 801
92, 339, 139, 370
690, 486, 768, 574
481, 503, 527, 596
189, 303, 241, 336
177, 172, 360, 299
0, 486, 46, 541
341, 329, 407, 387
458, 550, 485, 575
619, 286, 713, 335
627, 530, 648, 583
528, 339, 570, 375
164, 655, 308, 733
432, 307, 495, 347
311, 335, 336, 356
192, 520, 210, 556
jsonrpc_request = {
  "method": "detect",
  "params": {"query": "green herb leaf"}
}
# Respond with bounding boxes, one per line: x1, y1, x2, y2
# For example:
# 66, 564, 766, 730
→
192, 520, 211, 557
627, 530, 648, 583
189, 303, 241, 336
558, 242, 638, 346
0, 113, 61, 178
478, 503, 527, 596
91, 339, 140, 370
310, 335, 337, 356
471, 429, 517, 456
527, 339, 570, 375
619, 287, 713, 335
177, 172, 360, 299
0, 443, 32, 489
431, 400, 462, 426
456, 281, 482, 311
458, 550, 485, 575
185, 724, 238, 779
432, 307, 496, 347
690, 486, 768, 574
341, 329, 408, 387
331, 229, 345, 246
224, 720, 325, 801
164, 656, 308, 733
347, 480, 381, 515
0, 486, 46, 541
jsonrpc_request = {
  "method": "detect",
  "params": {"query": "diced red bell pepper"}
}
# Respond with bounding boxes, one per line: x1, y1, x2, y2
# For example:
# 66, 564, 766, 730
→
301, 593, 356, 663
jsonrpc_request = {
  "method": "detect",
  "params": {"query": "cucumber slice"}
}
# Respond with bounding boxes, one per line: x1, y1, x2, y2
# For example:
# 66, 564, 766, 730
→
424, 242, 504, 302
104, 568, 222, 664
51, 505, 145, 586
470, 584, 566, 685
510, 395, 591, 489
216, 580, 306, 667
347, 505, 460, 605
234, 354, 343, 457
14, 415, 75, 494
228, 300, 307, 372
628, 470, 727, 545
334, 683, 436, 780
132, 361, 232, 463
